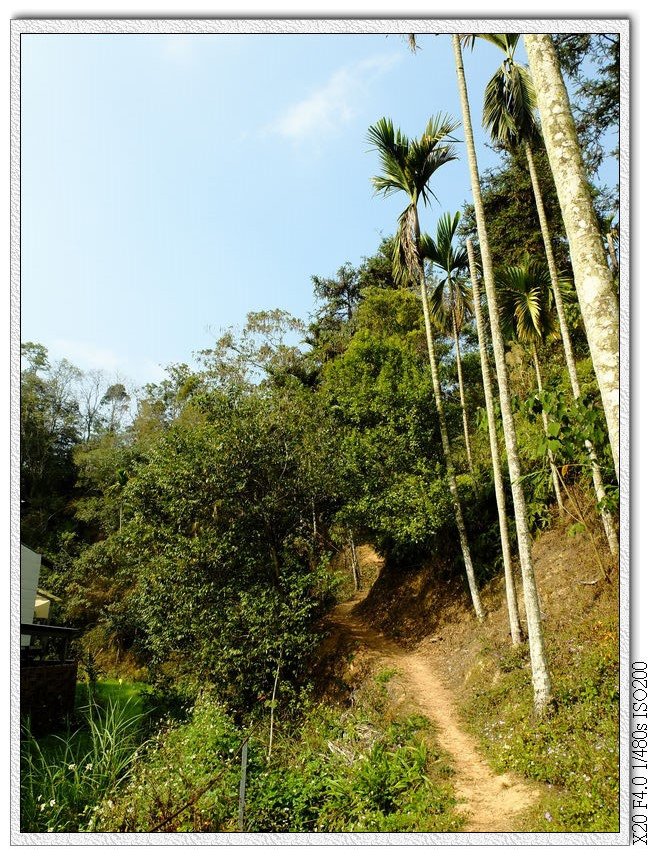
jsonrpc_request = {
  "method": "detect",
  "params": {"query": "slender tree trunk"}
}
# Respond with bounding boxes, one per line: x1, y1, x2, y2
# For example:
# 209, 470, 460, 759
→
269, 544, 281, 585
420, 275, 484, 621
524, 35, 620, 482
267, 658, 281, 763
525, 142, 618, 556
453, 35, 551, 712
349, 530, 360, 592
414, 236, 484, 620
466, 240, 522, 644
531, 343, 564, 512
588, 449, 619, 555
452, 312, 475, 474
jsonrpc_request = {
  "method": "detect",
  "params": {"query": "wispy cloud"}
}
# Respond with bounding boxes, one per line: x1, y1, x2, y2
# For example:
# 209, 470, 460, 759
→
264, 53, 402, 145
49, 339, 166, 386
51, 338, 122, 372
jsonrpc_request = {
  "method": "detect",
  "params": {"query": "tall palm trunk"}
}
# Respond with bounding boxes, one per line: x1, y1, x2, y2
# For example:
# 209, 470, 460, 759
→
524, 142, 619, 556
451, 308, 475, 474
466, 240, 522, 644
524, 35, 620, 483
531, 342, 564, 512
453, 35, 551, 712
412, 208, 484, 620
419, 271, 484, 621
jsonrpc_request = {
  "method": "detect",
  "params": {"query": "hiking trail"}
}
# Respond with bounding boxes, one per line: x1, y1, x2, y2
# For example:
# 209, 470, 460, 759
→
329, 592, 541, 833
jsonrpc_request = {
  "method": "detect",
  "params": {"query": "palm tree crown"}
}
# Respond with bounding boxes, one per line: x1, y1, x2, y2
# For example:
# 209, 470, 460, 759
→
367, 115, 459, 284
478, 34, 540, 151
496, 254, 555, 346
420, 211, 472, 332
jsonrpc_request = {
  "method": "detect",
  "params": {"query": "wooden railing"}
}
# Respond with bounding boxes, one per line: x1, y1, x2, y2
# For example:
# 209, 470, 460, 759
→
20, 622, 79, 664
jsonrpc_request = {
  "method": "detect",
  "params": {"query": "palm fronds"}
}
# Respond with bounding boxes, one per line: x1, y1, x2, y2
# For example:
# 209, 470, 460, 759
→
463, 32, 542, 151
420, 212, 473, 333
479, 33, 520, 54
460, 33, 519, 53
368, 114, 460, 207
404, 33, 419, 53
495, 255, 556, 344
483, 58, 540, 150
368, 116, 460, 286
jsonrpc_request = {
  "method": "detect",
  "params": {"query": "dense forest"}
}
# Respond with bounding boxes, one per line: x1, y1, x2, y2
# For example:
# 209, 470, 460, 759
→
20, 33, 622, 835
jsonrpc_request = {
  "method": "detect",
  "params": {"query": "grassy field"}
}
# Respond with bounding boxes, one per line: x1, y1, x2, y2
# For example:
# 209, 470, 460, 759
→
77, 678, 148, 717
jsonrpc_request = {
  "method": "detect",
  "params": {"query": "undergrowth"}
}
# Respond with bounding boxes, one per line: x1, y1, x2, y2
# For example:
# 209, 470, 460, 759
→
91, 676, 464, 833
461, 605, 619, 832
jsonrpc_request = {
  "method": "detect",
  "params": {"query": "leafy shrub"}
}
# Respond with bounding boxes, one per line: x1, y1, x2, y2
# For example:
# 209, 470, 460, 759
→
90, 693, 242, 832
247, 701, 462, 832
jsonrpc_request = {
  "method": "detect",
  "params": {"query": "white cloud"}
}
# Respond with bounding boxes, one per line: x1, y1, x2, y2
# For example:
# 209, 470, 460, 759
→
264, 53, 402, 144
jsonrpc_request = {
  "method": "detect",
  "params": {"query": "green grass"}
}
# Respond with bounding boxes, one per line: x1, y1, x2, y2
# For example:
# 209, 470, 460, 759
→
460, 608, 619, 832
375, 667, 399, 684
78, 679, 148, 720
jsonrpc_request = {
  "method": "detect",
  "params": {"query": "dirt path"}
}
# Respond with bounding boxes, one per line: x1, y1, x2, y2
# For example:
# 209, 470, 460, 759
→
330, 595, 540, 832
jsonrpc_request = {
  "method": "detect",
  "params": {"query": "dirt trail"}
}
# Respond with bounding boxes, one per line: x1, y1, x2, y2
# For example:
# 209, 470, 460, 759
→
329, 594, 540, 833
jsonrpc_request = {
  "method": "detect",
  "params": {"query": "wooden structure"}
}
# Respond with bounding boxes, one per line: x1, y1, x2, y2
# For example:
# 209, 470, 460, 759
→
20, 545, 79, 732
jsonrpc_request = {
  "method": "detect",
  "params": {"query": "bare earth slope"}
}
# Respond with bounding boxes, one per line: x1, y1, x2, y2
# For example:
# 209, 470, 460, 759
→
328, 593, 541, 832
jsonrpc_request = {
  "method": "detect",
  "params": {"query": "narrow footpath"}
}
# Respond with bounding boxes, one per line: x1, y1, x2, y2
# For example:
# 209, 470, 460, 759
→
329, 594, 540, 832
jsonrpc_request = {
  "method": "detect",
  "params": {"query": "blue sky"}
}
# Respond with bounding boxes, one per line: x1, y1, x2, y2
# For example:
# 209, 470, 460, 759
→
20, 32, 615, 386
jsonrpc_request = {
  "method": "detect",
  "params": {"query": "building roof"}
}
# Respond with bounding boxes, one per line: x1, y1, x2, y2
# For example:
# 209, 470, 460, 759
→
35, 588, 62, 603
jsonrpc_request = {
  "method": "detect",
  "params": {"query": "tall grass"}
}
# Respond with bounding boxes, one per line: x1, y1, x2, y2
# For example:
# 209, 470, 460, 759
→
21, 697, 147, 833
